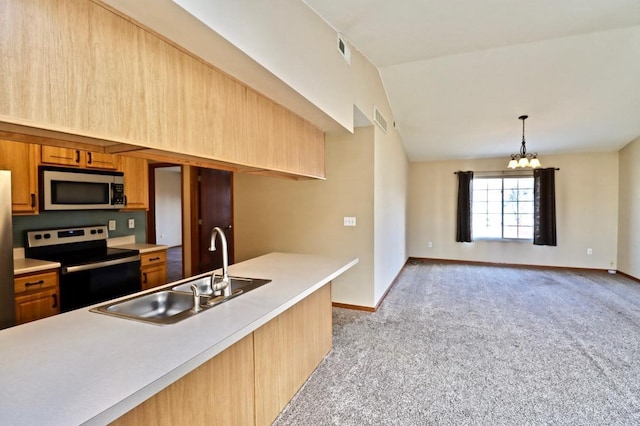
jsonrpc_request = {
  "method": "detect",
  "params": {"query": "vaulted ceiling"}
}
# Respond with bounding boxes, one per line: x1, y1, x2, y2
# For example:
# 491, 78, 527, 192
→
304, 0, 640, 161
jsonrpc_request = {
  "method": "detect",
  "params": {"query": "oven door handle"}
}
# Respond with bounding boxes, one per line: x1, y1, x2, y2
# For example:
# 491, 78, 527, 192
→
62, 255, 140, 274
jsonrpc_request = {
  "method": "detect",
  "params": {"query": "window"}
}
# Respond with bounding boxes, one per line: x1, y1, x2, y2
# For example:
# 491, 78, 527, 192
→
472, 176, 534, 240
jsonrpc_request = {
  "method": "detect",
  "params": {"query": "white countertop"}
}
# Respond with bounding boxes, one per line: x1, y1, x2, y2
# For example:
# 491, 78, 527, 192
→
0, 252, 358, 425
106, 236, 168, 253
111, 243, 169, 253
13, 257, 61, 275
12, 238, 167, 275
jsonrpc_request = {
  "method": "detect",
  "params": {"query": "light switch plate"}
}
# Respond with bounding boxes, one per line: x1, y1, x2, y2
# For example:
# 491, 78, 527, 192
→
108, 220, 116, 231
128, 218, 135, 229
343, 217, 356, 227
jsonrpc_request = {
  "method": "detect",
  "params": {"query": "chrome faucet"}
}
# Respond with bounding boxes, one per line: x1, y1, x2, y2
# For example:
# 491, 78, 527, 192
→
209, 226, 231, 297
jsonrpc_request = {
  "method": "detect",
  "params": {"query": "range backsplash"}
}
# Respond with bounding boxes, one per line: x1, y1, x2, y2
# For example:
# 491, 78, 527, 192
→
12, 210, 146, 248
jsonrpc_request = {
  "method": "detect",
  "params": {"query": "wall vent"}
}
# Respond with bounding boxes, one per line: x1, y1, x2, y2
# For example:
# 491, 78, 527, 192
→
337, 33, 351, 65
373, 106, 387, 133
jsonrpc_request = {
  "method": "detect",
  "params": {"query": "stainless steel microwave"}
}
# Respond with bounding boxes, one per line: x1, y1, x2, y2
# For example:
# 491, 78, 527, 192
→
40, 167, 125, 210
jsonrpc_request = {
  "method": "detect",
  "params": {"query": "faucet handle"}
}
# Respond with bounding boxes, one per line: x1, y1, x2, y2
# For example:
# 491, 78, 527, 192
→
190, 284, 202, 313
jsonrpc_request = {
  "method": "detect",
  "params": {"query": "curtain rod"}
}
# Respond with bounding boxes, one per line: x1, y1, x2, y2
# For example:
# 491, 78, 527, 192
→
454, 168, 560, 175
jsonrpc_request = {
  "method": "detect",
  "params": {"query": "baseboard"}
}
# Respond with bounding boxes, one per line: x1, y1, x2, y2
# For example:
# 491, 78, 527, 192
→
616, 270, 640, 283
332, 302, 375, 312
332, 258, 409, 313
408, 257, 610, 274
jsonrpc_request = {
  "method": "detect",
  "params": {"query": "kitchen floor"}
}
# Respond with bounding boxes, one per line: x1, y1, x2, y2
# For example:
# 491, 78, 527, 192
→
166, 246, 183, 283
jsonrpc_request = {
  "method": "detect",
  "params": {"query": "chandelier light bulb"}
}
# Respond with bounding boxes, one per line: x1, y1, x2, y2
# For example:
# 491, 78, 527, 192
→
507, 115, 542, 169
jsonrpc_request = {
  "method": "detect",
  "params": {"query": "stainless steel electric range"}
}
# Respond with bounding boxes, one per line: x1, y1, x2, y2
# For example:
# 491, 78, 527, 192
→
25, 225, 141, 312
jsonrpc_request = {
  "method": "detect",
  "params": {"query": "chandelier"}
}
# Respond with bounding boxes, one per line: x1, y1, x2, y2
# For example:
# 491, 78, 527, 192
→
507, 115, 541, 169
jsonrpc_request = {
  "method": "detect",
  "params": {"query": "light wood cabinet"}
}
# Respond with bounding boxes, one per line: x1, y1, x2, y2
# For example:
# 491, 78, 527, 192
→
254, 283, 332, 425
113, 283, 332, 426
0, 140, 39, 214
0, 0, 325, 179
112, 334, 255, 426
247, 90, 325, 178
118, 156, 148, 210
14, 270, 60, 325
40, 146, 117, 169
140, 250, 167, 290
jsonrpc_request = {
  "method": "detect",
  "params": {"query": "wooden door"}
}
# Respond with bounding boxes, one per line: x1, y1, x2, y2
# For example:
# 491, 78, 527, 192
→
193, 168, 233, 274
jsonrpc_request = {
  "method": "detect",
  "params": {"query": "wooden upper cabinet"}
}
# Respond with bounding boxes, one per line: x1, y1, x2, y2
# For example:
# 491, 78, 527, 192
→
0, 0, 325, 179
85, 151, 117, 169
0, 140, 39, 214
246, 90, 325, 178
40, 146, 117, 169
118, 156, 148, 210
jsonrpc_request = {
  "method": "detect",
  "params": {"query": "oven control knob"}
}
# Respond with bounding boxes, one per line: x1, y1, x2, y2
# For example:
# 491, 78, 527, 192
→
97, 229, 103, 234
44, 233, 51, 239
35, 234, 42, 240
91, 230, 97, 234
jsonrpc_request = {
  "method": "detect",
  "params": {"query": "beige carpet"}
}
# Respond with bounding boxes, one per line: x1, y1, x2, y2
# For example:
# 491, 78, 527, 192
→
274, 260, 640, 425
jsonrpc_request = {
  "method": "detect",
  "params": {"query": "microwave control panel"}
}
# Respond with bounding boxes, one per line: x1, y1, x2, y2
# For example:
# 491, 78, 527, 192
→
112, 183, 125, 206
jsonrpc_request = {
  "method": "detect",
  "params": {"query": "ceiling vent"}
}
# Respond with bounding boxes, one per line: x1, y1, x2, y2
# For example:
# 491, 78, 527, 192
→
337, 33, 351, 65
373, 106, 387, 133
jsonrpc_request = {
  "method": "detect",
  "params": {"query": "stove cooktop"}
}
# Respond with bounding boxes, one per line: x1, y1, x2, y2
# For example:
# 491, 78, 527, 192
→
24, 225, 139, 267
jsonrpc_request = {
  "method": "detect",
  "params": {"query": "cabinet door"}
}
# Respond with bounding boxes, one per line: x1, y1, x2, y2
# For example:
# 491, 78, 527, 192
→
40, 146, 83, 167
85, 151, 117, 170
119, 156, 149, 210
0, 140, 38, 214
141, 265, 167, 290
15, 288, 60, 325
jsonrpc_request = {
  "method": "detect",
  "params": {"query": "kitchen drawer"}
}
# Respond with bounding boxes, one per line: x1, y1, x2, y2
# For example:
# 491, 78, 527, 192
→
14, 270, 59, 294
140, 250, 167, 267
15, 288, 59, 325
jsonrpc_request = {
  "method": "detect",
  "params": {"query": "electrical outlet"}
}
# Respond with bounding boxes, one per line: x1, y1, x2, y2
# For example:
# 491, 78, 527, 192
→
343, 217, 356, 227
587, 248, 592, 255
128, 218, 135, 229
108, 220, 116, 231
428, 241, 433, 248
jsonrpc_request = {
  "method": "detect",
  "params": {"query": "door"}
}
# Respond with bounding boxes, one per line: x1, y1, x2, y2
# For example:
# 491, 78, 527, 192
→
194, 168, 233, 274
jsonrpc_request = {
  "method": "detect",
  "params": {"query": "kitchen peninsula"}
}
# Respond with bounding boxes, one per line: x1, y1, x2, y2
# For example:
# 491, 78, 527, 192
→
0, 252, 358, 425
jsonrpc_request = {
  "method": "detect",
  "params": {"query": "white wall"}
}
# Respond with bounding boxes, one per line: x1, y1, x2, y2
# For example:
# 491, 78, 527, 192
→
408, 152, 619, 269
172, 0, 354, 131
235, 127, 375, 306
373, 125, 409, 302
155, 168, 182, 247
618, 136, 640, 278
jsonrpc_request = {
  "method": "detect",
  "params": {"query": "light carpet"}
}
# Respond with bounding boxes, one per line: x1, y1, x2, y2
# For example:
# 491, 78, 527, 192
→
273, 260, 640, 425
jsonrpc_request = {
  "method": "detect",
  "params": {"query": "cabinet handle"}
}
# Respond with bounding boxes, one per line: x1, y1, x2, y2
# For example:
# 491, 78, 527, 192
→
75, 150, 80, 163
30, 193, 36, 208
142, 272, 148, 283
24, 280, 45, 288
52, 294, 58, 309
149, 257, 160, 261
88, 151, 92, 164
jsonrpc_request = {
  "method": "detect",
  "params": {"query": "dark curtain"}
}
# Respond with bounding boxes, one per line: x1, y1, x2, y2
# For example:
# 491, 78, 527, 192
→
533, 168, 557, 246
456, 171, 473, 242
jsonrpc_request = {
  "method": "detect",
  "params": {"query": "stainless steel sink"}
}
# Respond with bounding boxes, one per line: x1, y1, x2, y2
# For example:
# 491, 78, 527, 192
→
171, 276, 271, 296
91, 290, 204, 325
91, 276, 271, 325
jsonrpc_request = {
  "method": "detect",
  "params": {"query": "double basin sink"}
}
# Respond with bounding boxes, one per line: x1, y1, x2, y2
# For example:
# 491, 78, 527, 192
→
91, 275, 271, 325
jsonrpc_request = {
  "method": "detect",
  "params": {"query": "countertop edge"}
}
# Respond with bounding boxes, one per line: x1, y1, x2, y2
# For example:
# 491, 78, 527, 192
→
85, 254, 359, 425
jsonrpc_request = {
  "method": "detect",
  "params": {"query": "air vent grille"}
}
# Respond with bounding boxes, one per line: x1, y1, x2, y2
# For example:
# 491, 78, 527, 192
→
337, 33, 351, 65
374, 106, 387, 133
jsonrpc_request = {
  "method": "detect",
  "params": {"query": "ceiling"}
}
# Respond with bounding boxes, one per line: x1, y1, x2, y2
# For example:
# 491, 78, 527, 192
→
304, 0, 640, 161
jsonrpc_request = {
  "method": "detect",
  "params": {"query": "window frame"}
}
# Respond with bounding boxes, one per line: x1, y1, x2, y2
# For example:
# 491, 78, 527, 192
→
471, 173, 534, 242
